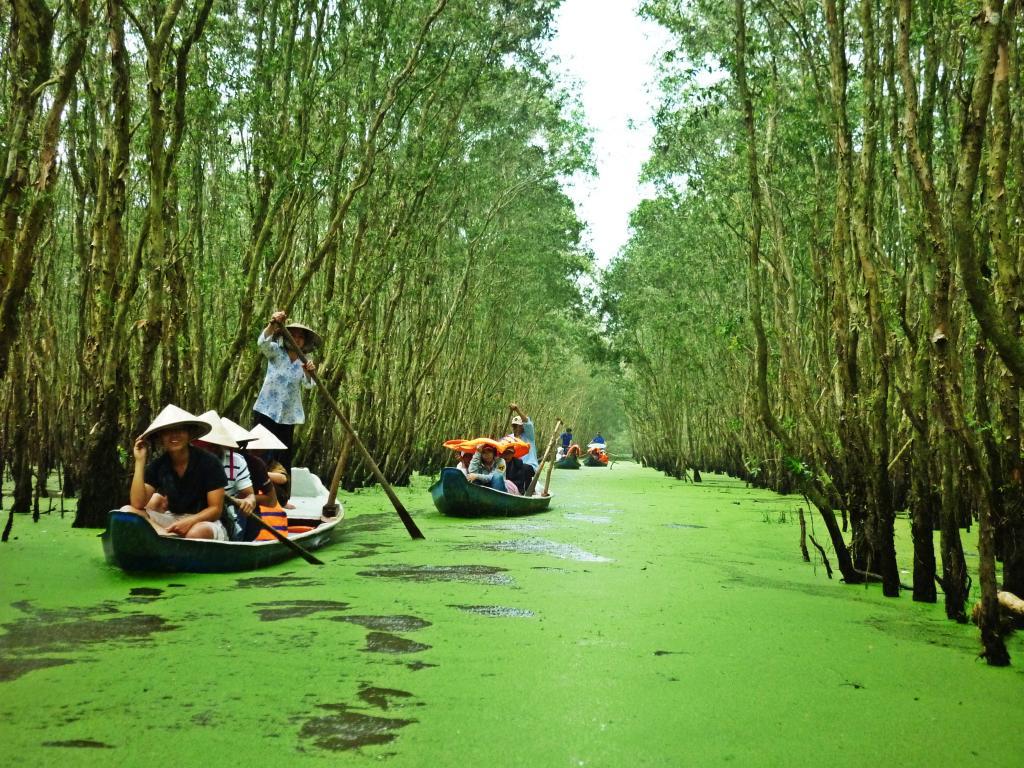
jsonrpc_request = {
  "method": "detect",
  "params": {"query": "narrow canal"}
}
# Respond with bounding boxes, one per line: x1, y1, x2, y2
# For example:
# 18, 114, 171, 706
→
2, 463, 1022, 766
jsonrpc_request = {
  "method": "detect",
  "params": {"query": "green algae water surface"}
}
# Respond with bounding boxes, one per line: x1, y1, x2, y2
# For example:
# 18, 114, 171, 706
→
1, 463, 1022, 767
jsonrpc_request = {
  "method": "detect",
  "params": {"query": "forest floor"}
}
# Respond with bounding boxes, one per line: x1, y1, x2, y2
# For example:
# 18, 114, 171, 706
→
1, 462, 1022, 767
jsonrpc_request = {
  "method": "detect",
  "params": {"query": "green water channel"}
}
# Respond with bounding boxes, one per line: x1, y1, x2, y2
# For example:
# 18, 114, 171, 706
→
1, 462, 1022, 766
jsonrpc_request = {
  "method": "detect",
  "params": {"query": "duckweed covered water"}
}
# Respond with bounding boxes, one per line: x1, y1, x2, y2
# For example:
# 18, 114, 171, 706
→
1, 462, 1022, 766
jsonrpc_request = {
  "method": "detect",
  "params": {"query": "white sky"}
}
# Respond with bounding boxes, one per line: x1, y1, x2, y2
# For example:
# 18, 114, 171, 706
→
544, 0, 674, 268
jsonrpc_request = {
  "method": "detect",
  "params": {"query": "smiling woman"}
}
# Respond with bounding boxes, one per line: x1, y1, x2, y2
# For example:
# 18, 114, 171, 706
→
120, 404, 228, 541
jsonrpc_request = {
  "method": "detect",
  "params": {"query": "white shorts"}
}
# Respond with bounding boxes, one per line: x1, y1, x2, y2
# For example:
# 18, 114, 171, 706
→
146, 510, 228, 541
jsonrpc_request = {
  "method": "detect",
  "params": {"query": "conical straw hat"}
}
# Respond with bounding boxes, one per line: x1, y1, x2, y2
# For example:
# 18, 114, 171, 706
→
140, 404, 211, 442
193, 410, 239, 449
246, 424, 288, 451
281, 321, 322, 352
220, 416, 257, 446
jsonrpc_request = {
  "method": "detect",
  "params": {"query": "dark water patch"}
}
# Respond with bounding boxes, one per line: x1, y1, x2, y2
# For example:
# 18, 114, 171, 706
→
405, 661, 437, 671
0, 657, 74, 682
863, 615, 978, 652
235, 575, 319, 589
1, 600, 178, 678
129, 587, 164, 597
343, 543, 390, 560
363, 632, 431, 655
357, 564, 512, 585
332, 615, 431, 632
251, 600, 350, 622
299, 704, 415, 751
358, 685, 414, 710
42, 740, 114, 749
167, 583, 187, 588
469, 538, 611, 563
343, 514, 396, 534
654, 650, 691, 656
449, 605, 535, 618
664, 523, 707, 529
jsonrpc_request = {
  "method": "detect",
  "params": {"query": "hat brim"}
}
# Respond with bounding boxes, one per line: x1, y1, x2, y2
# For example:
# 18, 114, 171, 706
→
141, 420, 211, 442
281, 323, 322, 352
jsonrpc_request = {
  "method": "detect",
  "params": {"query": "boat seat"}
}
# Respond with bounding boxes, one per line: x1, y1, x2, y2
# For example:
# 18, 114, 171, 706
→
288, 467, 331, 519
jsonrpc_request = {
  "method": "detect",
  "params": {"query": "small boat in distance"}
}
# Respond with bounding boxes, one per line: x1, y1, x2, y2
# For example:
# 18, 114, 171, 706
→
554, 454, 580, 469
583, 454, 607, 467
429, 467, 552, 517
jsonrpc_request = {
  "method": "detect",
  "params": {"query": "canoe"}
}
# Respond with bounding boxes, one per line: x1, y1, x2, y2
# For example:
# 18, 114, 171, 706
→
429, 467, 552, 517
583, 454, 608, 467
554, 455, 580, 470
101, 510, 343, 573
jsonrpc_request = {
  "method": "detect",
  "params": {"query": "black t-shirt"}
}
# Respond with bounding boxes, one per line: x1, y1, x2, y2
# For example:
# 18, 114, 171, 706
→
505, 457, 534, 495
144, 447, 227, 515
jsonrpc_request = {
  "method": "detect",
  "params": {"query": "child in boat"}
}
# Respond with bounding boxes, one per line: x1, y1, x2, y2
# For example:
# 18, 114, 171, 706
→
125, 405, 228, 540
456, 449, 474, 476
193, 411, 258, 540
252, 310, 320, 479
501, 440, 532, 495
467, 439, 507, 491
246, 424, 290, 505
221, 417, 280, 540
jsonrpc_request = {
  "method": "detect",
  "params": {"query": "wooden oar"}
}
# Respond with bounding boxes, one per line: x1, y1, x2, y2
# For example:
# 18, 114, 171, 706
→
235, 503, 324, 565
274, 322, 425, 539
526, 418, 562, 497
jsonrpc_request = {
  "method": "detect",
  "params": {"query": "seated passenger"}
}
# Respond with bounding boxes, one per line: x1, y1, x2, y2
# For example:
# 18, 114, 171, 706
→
499, 442, 524, 495
501, 439, 533, 495
124, 404, 228, 540
222, 417, 279, 541
194, 410, 257, 541
247, 424, 290, 506
567, 443, 581, 458
467, 439, 506, 491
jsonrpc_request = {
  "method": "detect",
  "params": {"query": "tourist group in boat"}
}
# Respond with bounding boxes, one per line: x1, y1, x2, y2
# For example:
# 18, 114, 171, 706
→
121, 310, 319, 541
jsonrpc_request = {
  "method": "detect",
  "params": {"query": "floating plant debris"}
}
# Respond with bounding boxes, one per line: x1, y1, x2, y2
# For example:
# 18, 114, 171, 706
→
332, 615, 431, 632
357, 564, 512, 585
449, 605, 535, 618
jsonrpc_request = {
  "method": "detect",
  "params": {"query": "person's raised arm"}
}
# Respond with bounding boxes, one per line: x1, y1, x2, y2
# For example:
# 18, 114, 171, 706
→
130, 437, 155, 509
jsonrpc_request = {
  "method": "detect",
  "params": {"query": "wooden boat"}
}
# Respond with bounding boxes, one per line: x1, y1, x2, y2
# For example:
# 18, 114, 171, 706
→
554, 455, 580, 469
429, 467, 552, 517
583, 454, 608, 467
101, 510, 343, 573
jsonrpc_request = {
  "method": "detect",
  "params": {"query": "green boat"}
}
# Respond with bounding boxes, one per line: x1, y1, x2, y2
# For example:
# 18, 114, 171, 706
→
583, 454, 608, 467
554, 455, 580, 469
429, 468, 552, 517
101, 510, 343, 573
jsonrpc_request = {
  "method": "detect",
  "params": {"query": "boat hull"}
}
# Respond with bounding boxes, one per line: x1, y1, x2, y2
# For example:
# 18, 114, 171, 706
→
583, 455, 607, 467
101, 510, 342, 573
429, 468, 552, 517
554, 455, 580, 470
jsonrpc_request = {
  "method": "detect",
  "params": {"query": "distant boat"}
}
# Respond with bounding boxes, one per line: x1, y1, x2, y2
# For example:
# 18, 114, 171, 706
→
554, 454, 580, 469
429, 468, 552, 517
583, 454, 608, 467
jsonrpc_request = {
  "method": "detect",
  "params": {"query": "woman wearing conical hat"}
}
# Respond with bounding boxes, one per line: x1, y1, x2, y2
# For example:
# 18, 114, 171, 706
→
252, 310, 320, 476
125, 405, 229, 540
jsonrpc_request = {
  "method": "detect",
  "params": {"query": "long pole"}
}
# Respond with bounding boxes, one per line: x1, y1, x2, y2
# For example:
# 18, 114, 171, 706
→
526, 418, 562, 497
275, 323, 425, 539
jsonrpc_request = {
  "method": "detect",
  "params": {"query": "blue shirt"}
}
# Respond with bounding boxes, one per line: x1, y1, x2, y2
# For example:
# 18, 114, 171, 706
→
253, 331, 316, 424
560, 431, 573, 450
505, 419, 538, 470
